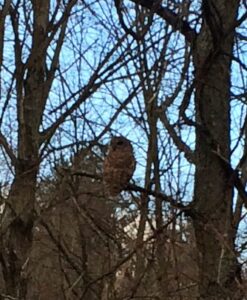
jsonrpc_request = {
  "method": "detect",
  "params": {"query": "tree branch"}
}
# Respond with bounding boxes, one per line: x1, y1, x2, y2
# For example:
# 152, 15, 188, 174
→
39, 33, 130, 145
158, 109, 195, 164
129, 0, 197, 43
0, 132, 17, 167
69, 170, 190, 212
0, 0, 11, 67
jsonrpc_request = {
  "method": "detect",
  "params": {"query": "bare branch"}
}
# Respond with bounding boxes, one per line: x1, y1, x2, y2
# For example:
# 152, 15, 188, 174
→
39, 33, 129, 145
70, 170, 190, 212
0, 132, 17, 167
158, 109, 195, 164
0, 0, 11, 67
129, 0, 197, 43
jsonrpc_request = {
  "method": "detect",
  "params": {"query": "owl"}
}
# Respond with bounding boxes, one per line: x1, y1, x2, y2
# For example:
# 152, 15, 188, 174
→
103, 136, 136, 196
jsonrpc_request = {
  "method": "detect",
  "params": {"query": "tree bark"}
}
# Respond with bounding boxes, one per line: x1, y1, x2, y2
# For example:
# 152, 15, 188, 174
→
129, 0, 242, 298
0, 1, 49, 297
1, 164, 38, 298
192, 1, 241, 298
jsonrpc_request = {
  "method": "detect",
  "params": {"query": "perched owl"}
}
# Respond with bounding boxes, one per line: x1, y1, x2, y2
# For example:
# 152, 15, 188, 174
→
103, 136, 136, 196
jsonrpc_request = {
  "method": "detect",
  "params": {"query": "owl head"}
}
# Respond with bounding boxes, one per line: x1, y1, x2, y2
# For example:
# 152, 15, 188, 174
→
109, 136, 132, 151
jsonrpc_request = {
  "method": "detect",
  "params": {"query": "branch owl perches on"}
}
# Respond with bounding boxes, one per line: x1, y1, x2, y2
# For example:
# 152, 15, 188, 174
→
103, 136, 136, 196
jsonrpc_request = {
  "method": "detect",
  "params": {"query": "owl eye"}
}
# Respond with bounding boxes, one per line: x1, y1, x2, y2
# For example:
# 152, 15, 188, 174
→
117, 140, 124, 145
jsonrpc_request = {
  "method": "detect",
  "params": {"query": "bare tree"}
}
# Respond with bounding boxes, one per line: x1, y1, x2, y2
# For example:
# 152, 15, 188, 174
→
122, 0, 246, 299
0, 0, 137, 298
0, 0, 246, 299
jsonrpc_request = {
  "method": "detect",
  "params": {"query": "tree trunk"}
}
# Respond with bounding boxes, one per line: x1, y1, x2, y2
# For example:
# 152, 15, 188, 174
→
192, 1, 241, 298
0, 1, 49, 297
1, 164, 38, 298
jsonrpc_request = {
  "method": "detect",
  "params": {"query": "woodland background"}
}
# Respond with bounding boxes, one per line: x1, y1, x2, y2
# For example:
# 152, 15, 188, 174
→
0, 0, 247, 299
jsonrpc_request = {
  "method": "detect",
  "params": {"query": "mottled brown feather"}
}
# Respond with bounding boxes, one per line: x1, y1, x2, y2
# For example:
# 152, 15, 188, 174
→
103, 136, 136, 196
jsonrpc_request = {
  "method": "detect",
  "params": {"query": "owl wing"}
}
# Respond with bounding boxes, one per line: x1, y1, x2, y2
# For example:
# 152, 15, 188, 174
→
103, 151, 136, 196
